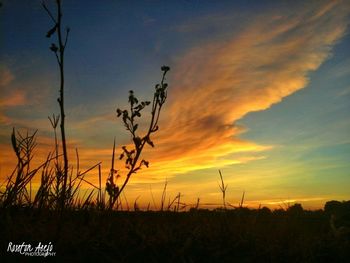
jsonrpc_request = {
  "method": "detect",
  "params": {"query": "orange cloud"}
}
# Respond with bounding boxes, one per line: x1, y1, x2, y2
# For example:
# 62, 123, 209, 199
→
135, 0, 350, 179
0, 65, 25, 124
0, 65, 14, 88
0, 60, 60, 127
0, 90, 26, 107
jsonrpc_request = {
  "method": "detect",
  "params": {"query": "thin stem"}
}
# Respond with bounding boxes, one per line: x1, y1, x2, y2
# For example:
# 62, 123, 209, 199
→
53, 0, 69, 210
42, 2, 57, 24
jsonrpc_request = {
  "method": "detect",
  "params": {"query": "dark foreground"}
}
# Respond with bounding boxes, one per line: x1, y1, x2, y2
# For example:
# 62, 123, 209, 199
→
0, 206, 349, 262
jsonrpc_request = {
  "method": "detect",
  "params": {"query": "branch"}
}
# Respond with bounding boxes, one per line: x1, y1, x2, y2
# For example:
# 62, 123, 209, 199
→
42, 2, 57, 24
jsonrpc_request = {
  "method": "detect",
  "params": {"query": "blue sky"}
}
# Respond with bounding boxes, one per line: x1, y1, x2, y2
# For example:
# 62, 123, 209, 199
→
1, 0, 349, 208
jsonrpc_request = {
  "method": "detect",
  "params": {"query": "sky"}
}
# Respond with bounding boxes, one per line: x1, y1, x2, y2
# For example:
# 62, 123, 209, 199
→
1, 0, 350, 209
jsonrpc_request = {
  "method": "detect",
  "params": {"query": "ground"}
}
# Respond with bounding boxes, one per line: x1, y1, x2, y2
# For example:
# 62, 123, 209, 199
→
1, 207, 349, 262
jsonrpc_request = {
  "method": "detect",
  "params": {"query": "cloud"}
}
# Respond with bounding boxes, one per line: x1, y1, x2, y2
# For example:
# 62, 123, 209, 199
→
0, 65, 26, 124
0, 90, 27, 125
0, 60, 58, 126
0, 90, 26, 107
138, 0, 350, 178
0, 65, 14, 87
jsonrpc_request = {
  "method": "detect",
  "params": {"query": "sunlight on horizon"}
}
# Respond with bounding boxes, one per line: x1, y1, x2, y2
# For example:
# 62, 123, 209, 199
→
1, 0, 350, 210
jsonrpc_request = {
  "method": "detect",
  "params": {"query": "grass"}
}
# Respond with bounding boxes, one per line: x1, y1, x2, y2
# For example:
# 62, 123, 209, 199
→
1, 205, 349, 262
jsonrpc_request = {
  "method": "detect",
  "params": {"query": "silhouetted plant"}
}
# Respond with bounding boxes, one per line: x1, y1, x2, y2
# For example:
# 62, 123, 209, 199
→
160, 178, 168, 211
48, 114, 60, 163
133, 196, 140, 211
32, 153, 56, 209
218, 170, 227, 209
195, 197, 200, 210
0, 129, 47, 208
239, 190, 245, 208
106, 66, 170, 209
168, 192, 182, 212
43, 0, 70, 210
150, 184, 157, 210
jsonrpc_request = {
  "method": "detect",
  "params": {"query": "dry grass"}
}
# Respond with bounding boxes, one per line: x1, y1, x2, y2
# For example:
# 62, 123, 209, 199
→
1, 205, 349, 262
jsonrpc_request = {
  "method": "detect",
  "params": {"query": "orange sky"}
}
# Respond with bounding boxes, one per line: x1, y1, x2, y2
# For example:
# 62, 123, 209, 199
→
1, 1, 350, 210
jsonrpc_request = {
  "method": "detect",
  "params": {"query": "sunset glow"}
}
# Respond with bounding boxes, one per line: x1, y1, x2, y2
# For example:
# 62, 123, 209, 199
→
1, 0, 350, 209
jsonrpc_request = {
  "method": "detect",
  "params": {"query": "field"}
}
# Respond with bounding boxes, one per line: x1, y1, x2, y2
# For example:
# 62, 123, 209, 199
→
1, 205, 350, 262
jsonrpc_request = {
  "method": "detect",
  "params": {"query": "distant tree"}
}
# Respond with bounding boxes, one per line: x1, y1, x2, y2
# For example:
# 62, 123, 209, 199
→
325, 200, 350, 222
324, 200, 342, 215
259, 206, 272, 215
287, 203, 304, 215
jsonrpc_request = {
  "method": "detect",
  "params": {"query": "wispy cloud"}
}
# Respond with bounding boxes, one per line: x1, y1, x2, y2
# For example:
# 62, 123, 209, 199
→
0, 65, 14, 87
139, 0, 349, 178
0, 90, 26, 107
0, 65, 25, 124
0, 60, 58, 127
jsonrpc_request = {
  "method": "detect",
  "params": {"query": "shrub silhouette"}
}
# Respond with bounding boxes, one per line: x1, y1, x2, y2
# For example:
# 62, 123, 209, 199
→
1, 129, 38, 207
106, 66, 170, 209
324, 200, 344, 215
287, 203, 304, 216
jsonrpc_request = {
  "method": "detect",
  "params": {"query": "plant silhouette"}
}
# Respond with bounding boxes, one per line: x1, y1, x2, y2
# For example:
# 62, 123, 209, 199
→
43, 0, 70, 210
218, 170, 227, 209
106, 66, 170, 209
